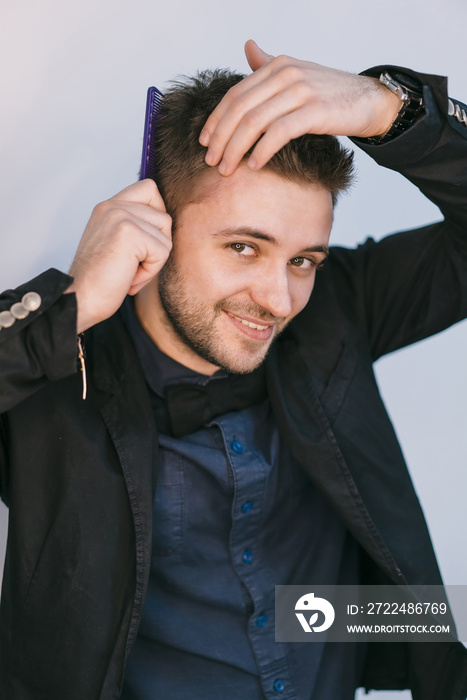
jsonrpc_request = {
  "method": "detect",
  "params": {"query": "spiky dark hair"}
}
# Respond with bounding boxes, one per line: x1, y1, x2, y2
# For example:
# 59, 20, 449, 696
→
154, 69, 355, 225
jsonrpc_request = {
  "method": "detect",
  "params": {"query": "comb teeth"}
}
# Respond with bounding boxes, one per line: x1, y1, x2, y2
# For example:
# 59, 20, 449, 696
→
140, 86, 164, 182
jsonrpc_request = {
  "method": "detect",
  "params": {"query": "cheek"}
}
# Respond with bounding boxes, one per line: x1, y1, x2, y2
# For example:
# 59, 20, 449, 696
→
197, 255, 253, 299
176, 252, 243, 302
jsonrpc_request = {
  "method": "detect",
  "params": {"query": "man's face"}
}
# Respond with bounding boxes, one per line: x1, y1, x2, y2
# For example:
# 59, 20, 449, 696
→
154, 165, 333, 374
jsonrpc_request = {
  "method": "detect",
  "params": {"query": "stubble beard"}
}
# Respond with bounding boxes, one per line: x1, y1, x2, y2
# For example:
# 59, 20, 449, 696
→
157, 254, 283, 374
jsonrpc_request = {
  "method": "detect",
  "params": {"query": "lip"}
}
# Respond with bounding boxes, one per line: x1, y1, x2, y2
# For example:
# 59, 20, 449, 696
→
224, 310, 276, 341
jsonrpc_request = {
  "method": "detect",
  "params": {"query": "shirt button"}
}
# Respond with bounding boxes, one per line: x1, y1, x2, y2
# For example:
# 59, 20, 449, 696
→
241, 501, 253, 514
232, 440, 243, 454
273, 679, 285, 693
242, 549, 253, 564
256, 614, 268, 628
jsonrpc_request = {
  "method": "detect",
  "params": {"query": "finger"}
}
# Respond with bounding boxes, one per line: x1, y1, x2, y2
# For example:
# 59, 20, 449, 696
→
248, 109, 317, 169
128, 260, 165, 295
99, 209, 172, 268
111, 202, 173, 241
215, 84, 311, 175
128, 280, 149, 296
108, 179, 167, 212
204, 75, 283, 166
129, 218, 173, 261
128, 234, 173, 292
200, 59, 279, 148
128, 255, 168, 295
244, 39, 274, 72
203, 59, 304, 167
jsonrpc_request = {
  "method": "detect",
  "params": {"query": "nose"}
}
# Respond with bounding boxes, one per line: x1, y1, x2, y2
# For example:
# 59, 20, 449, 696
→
249, 266, 293, 320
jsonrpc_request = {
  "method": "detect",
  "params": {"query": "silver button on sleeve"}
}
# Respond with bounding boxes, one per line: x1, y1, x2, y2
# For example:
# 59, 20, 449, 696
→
0, 311, 15, 328
448, 99, 467, 127
21, 292, 42, 312
10, 302, 29, 320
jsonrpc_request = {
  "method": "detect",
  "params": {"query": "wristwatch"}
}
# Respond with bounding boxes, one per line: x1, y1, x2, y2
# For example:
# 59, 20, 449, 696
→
366, 71, 424, 144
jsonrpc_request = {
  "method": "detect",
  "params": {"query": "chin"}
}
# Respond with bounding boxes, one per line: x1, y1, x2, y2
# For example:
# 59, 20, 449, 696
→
214, 346, 270, 375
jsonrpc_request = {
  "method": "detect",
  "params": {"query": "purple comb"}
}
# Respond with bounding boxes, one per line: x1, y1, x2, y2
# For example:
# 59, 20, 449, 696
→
140, 86, 164, 181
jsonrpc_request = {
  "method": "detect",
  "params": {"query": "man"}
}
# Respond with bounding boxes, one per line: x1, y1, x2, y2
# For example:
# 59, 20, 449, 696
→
0, 39, 466, 699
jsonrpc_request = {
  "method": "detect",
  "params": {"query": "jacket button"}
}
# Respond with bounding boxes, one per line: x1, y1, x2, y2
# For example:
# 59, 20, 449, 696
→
11, 302, 29, 320
22, 291, 42, 311
0, 310, 15, 328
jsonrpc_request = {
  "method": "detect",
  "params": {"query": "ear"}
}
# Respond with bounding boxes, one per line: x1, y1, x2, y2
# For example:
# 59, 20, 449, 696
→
244, 39, 274, 72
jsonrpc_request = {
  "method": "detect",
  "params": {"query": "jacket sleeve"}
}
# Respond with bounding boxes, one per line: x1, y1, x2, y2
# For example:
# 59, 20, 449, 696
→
0, 268, 78, 501
331, 65, 467, 361
0, 268, 78, 413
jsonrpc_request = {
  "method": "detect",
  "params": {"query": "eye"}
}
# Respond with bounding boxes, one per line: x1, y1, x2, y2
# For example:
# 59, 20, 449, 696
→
289, 256, 312, 269
229, 242, 256, 257
289, 256, 325, 270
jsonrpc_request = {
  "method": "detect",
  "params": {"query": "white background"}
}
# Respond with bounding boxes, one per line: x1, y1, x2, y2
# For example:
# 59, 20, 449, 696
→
1, 1, 466, 697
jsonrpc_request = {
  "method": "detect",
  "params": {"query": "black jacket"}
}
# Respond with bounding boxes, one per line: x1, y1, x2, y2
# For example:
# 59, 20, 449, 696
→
1, 67, 467, 699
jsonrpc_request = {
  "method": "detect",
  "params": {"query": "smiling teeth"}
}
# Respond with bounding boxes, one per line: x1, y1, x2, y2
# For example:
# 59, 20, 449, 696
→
231, 314, 269, 331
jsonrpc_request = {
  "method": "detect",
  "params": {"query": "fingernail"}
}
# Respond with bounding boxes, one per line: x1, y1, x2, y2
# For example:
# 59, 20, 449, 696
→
218, 160, 227, 175
205, 148, 213, 165
199, 129, 210, 146
248, 156, 257, 170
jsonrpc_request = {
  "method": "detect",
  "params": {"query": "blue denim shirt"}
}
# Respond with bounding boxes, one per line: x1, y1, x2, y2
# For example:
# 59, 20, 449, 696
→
121, 300, 366, 700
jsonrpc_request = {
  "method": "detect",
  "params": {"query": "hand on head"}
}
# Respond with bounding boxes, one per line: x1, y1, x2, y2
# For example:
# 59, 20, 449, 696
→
199, 39, 402, 176
67, 179, 172, 333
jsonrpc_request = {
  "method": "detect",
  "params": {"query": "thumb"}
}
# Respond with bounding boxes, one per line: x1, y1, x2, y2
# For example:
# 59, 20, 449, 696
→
244, 39, 274, 72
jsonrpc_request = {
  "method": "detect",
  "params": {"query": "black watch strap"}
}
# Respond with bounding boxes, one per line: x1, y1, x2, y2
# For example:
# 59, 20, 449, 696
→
365, 71, 424, 145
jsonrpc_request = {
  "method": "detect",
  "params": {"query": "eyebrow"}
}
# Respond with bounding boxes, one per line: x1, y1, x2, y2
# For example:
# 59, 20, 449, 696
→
212, 227, 330, 257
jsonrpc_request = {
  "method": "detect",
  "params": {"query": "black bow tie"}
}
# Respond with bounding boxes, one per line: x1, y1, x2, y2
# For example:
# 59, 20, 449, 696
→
161, 365, 267, 437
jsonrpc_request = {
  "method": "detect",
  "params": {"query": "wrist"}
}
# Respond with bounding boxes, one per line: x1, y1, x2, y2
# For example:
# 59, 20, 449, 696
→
371, 81, 405, 138
64, 285, 96, 334
358, 70, 425, 144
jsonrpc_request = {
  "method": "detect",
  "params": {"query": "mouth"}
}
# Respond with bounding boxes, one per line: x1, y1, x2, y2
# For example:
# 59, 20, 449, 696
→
224, 310, 276, 341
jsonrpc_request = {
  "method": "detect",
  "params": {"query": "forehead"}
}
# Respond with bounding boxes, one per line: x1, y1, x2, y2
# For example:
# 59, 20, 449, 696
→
178, 164, 334, 244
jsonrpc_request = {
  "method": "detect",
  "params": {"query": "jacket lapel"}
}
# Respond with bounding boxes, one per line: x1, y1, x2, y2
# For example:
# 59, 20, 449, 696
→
266, 337, 405, 585
85, 312, 158, 659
